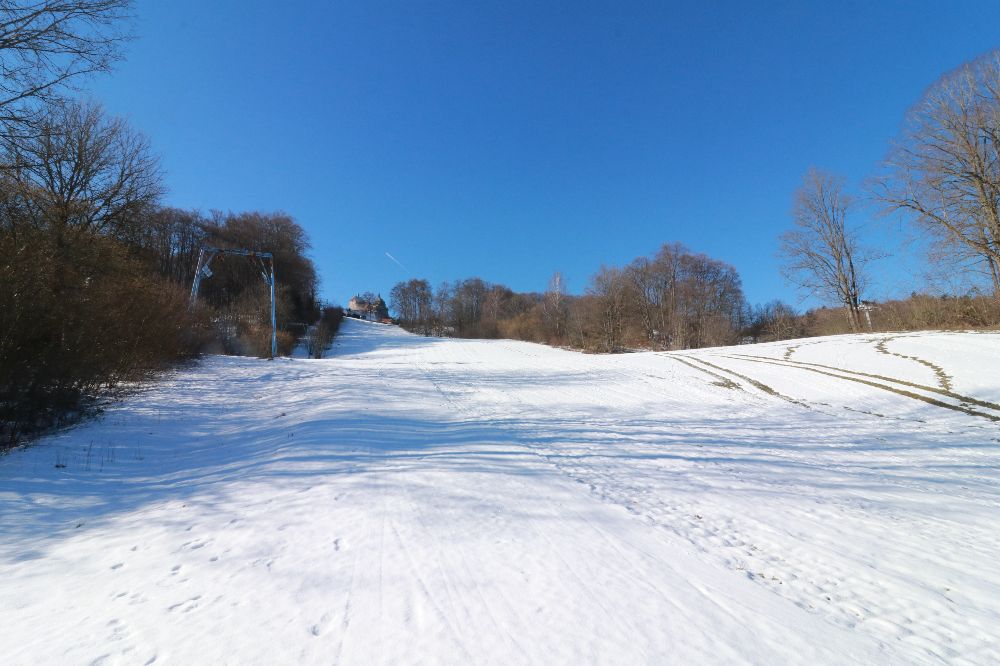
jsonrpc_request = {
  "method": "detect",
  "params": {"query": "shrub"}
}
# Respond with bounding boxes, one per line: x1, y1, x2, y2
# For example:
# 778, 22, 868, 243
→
0, 228, 208, 447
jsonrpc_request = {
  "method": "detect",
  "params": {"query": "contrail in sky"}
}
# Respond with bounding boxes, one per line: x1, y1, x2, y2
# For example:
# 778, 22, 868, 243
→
385, 252, 407, 271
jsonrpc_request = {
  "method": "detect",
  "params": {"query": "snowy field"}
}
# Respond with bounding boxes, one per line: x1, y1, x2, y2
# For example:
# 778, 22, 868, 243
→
2, 319, 999, 664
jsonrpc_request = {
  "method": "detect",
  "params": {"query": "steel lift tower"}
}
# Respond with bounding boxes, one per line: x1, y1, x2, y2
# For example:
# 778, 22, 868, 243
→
189, 247, 277, 359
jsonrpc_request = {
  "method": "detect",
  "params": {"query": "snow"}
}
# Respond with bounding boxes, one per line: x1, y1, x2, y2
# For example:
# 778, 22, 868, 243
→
883, 332, 1000, 402
2, 318, 999, 664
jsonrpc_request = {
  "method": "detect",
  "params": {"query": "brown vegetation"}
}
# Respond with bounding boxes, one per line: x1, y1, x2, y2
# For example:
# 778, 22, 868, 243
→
390, 244, 747, 352
305, 306, 345, 359
0, 104, 321, 447
745, 294, 1000, 343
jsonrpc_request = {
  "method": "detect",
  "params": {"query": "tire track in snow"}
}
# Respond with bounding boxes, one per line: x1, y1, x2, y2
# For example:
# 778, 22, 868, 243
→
669, 356, 744, 391
716, 353, 1000, 423
874, 336, 954, 392
732, 349, 996, 411
673, 356, 819, 412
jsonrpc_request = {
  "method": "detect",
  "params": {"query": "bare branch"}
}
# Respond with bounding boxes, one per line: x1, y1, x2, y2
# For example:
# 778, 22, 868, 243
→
875, 50, 1000, 295
0, 1, 132, 136
779, 168, 875, 331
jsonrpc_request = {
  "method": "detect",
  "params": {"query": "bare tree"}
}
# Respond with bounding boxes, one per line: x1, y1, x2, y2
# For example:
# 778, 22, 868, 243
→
0, 99, 161, 239
136, 207, 207, 286
359, 291, 378, 320
389, 282, 415, 324
625, 245, 683, 349
745, 300, 801, 342
415, 282, 432, 331
0, 1, 133, 135
876, 50, 1000, 296
541, 271, 568, 340
589, 266, 628, 352
780, 169, 871, 332
390, 279, 434, 333
676, 250, 744, 347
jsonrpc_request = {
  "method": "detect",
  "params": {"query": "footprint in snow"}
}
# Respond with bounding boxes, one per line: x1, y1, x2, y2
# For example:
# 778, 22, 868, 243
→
167, 595, 202, 613
310, 612, 333, 636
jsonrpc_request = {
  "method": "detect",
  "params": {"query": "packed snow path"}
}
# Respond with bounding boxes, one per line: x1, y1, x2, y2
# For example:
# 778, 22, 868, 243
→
2, 319, 999, 664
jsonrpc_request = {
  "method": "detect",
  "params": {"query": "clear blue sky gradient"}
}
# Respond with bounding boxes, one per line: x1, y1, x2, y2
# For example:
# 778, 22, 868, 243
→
90, 1, 1000, 307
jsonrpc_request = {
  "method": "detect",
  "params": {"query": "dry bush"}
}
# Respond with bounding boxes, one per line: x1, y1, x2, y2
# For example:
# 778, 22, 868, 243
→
496, 307, 546, 343
0, 229, 209, 447
306, 306, 344, 358
774, 294, 1000, 342
872, 294, 1000, 331
799, 307, 857, 337
229, 326, 295, 359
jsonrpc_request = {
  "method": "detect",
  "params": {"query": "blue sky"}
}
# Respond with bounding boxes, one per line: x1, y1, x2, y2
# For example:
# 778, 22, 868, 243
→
91, 0, 1000, 307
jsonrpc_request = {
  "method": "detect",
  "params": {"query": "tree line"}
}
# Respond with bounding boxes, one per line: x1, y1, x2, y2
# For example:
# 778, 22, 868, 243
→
0, 2, 323, 446
391, 243, 747, 352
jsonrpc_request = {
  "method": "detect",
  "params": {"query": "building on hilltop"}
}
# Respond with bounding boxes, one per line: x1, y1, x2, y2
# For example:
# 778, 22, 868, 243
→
347, 295, 368, 314
348, 294, 389, 322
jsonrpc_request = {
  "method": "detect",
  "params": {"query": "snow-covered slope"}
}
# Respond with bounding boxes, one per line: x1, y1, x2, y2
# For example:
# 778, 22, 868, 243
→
2, 319, 999, 664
